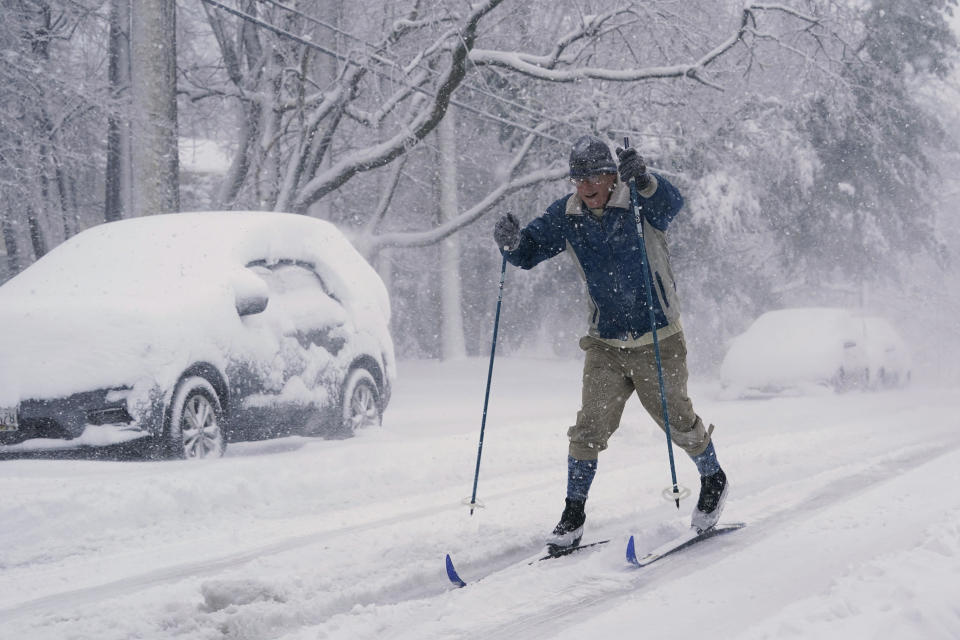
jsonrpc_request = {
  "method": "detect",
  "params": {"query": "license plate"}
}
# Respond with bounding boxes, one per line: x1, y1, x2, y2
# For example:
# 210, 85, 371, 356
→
0, 406, 18, 432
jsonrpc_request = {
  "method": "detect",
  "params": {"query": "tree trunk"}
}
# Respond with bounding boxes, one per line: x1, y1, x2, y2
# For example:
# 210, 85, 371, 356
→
215, 100, 257, 209
105, 0, 132, 222
2, 216, 20, 279
52, 153, 72, 238
437, 108, 467, 360
26, 206, 47, 260
130, 0, 179, 215
304, 0, 342, 220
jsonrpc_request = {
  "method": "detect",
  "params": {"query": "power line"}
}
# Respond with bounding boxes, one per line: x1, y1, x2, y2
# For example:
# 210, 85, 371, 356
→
256, 0, 386, 52
201, 0, 352, 63
200, 0, 570, 143
255, 0, 577, 134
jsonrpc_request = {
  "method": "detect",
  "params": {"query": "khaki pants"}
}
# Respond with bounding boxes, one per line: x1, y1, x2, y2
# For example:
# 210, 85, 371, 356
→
568, 331, 711, 461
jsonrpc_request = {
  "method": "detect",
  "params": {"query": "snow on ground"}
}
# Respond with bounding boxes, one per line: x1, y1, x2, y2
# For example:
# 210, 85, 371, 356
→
1, 356, 959, 639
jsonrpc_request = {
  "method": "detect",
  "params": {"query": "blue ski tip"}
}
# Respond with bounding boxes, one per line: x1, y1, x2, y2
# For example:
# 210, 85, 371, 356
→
445, 554, 467, 588
626, 535, 638, 566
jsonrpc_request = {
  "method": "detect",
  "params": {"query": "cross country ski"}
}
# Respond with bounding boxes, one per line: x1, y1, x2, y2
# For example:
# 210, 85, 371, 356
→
445, 539, 610, 588
626, 522, 746, 567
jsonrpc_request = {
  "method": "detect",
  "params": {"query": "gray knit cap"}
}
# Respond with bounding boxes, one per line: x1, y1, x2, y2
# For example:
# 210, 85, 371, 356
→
568, 135, 617, 178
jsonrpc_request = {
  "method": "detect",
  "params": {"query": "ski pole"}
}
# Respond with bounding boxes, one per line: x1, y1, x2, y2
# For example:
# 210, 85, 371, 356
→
466, 252, 508, 515
624, 137, 683, 509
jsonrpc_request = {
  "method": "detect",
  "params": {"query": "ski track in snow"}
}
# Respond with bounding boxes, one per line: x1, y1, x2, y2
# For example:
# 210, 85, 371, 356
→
438, 440, 960, 640
1, 495, 472, 621
1, 358, 959, 639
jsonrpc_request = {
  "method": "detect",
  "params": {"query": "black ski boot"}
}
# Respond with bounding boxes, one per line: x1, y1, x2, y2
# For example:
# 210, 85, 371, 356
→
691, 468, 728, 533
547, 498, 586, 553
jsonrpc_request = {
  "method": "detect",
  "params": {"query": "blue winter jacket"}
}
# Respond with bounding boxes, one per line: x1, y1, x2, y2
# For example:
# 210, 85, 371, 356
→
503, 174, 684, 342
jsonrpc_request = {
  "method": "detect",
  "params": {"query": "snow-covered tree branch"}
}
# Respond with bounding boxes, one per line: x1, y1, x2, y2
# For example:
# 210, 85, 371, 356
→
180, 0, 842, 253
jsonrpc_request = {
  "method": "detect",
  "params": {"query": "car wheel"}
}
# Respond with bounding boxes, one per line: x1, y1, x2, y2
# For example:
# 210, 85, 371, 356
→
339, 368, 381, 436
166, 376, 226, 459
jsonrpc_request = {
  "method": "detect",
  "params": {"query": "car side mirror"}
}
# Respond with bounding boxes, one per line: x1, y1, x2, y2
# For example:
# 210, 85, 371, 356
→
236, 292, 269, 316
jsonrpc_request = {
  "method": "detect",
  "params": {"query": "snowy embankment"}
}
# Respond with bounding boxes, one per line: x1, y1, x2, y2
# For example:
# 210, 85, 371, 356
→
1, 357, 958, 639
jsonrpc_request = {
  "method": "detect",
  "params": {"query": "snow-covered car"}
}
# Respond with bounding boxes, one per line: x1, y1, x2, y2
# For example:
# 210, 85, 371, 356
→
0, 211, 395, 458
718, 307, 910, 398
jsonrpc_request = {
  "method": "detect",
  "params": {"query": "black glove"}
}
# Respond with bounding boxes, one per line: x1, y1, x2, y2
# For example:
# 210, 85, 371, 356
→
616, 147, 651, 189
493, 213, 521, 251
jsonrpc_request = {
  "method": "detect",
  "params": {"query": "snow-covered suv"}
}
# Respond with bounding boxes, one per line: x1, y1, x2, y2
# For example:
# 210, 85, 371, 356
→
719, 307, 910, 398
0, 212, 395, 458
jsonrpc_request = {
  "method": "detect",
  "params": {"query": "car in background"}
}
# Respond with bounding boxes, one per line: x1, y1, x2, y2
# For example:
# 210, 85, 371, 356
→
719, 307, 910, 399
0, 211, 395, 458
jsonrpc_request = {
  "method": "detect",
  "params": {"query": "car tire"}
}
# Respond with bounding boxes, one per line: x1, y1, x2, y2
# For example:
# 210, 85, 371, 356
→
339, 368, 381, 437
164, 376, 227, 459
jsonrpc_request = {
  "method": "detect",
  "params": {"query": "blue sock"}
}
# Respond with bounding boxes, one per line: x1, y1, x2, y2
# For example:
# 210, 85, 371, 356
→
567, 455, 598, 501
690, 441, 721, 476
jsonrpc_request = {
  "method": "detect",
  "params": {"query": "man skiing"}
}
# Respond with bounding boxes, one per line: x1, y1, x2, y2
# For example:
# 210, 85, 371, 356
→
492, 135, 728, 550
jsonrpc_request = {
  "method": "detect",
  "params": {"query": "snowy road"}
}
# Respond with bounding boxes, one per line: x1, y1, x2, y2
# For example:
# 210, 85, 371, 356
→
1, 357, 959, 639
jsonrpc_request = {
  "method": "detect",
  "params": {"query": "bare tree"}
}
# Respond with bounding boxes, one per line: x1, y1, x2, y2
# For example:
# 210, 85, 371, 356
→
0, 0, 106, 274
186, 1, 828, 252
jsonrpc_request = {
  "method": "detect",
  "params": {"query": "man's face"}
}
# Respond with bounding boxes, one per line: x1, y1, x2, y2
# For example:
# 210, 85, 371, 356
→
572, 173, 617, 209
